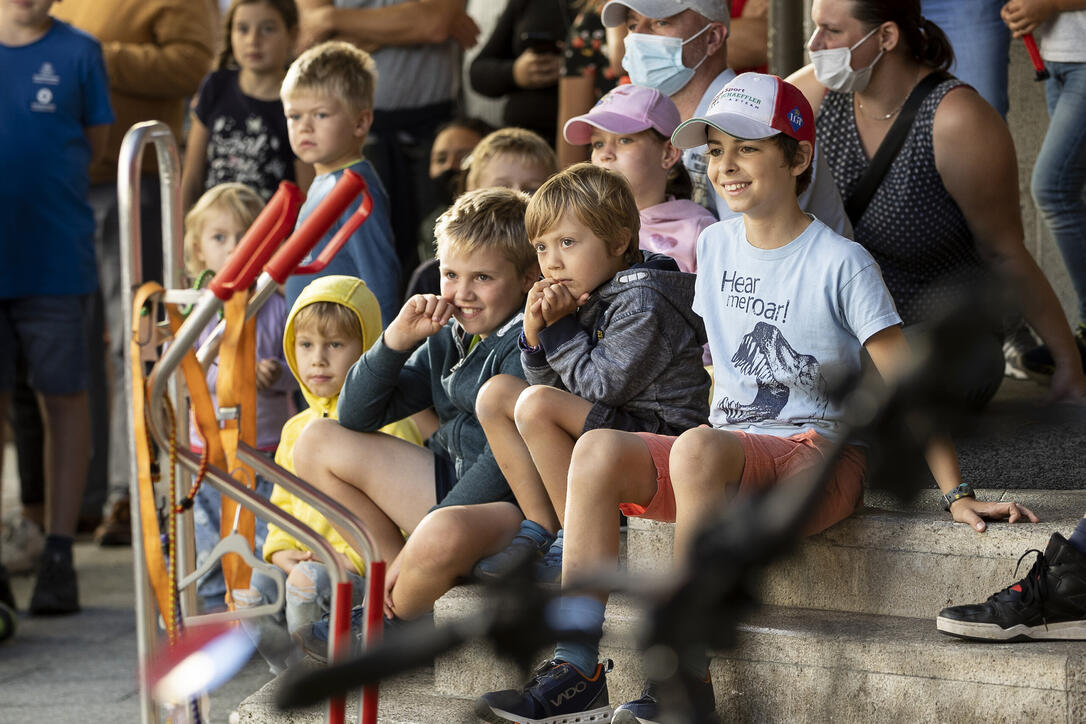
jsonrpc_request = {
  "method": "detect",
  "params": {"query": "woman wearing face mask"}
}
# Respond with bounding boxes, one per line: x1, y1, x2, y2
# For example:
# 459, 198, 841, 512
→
789, 0, 1086, 408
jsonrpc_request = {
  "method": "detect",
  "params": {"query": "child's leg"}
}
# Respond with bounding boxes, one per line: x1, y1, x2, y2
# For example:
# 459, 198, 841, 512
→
285, 560, 366, 633
668, 427, 746, 561
562, 429, 661, 599
234, 569, 293, 673
514, 385, 594, 529
386, 501, 523, 620
293, 419, 439, 561
476, 375, 559, 533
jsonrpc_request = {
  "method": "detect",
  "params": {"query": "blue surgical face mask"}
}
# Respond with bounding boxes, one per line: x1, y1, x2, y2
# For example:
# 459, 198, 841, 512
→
622, 24, 712, 96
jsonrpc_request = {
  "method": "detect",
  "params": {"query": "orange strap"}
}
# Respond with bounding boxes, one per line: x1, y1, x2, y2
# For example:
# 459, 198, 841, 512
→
215, 291, 259, 599
130, 282, 174, 624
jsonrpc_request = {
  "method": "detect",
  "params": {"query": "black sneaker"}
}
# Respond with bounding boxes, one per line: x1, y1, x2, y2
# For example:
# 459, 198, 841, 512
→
474, 658, 613, 724
611, 674, 718, 724
0, 563, 15, 610
1019, 323, 1086, 378
936, 532, 1086, 641
29, 550, 80, 615
473, 521, 556, 582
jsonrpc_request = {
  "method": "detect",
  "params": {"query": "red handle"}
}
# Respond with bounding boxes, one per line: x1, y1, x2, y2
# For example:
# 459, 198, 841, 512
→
1023, 34, 1050, 80
209, 181, 303, 300
264, 170, 365, 284
293, 185, 372, 276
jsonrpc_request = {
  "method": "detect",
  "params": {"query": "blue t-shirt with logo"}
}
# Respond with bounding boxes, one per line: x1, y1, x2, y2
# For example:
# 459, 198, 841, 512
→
0, 20, 114, 298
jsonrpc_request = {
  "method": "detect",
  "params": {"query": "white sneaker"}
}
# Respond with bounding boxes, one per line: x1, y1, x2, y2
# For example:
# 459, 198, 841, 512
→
1, 511, 45, 575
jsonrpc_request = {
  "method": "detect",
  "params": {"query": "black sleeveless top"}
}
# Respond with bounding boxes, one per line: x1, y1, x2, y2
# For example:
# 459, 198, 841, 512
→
817, 78, 985, 326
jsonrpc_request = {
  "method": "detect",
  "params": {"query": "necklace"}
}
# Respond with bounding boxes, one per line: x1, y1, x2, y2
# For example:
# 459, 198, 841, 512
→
855, 96, 902, 121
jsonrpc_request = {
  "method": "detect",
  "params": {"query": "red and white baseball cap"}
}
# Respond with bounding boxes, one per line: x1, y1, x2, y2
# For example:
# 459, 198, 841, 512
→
563, 84, 682, 145
671, 72, 815, 149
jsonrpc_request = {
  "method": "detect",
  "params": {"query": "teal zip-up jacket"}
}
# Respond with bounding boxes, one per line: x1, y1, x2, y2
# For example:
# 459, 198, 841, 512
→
338, 312, 525, 509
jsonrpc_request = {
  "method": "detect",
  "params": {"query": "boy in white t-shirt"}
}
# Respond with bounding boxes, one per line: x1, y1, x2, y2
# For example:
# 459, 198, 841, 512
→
475, 72, 1036, 724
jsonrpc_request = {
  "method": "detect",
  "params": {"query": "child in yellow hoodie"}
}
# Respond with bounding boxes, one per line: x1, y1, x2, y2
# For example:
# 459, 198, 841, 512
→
233, 274, 419, 672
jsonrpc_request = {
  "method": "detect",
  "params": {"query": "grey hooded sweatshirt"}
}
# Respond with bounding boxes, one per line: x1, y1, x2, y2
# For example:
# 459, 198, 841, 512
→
524, 252, 710, 434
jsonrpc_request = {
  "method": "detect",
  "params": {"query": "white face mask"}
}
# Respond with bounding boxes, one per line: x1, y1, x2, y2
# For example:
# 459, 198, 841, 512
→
808, 25, 883, 94
622, 24, 712, 96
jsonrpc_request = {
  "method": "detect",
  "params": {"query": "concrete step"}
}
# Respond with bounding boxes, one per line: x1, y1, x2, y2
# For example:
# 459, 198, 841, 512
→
434, 587, 1086, 723
627, 488, 1086, 619
235, 666, 476, 723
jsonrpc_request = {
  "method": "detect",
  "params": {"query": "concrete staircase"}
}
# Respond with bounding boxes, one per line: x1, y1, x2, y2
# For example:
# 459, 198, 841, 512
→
237, 483, 1086, 723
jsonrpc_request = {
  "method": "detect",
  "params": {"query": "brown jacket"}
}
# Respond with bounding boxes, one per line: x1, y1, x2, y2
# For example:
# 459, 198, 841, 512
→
52, 0, 214, 182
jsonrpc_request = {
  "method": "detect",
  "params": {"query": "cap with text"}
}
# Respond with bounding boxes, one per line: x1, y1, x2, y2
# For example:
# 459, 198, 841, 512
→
601, 0, 729, 29
671, 72, 815, 149
564, 84, 682, 145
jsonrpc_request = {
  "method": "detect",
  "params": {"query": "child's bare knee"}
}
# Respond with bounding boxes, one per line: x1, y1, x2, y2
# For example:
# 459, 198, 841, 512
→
405, 509, 476, 572
293, 418, 338, 477
476, 374, 522, 422
232, 587, 263, 609
285, 562, 319, 606
568, 429, 628, 500
671, 428, 741, 492
512, 384, 558, 430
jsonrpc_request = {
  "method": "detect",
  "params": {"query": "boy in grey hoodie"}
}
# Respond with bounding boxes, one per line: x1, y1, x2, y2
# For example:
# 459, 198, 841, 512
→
473, 163, 710, 584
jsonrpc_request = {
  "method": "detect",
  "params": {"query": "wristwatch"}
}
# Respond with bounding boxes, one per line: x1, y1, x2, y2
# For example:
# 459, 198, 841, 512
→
942, 483, 976, 511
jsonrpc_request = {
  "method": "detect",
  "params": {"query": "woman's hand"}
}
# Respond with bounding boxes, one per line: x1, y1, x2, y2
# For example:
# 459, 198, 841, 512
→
513, 48, 562, 89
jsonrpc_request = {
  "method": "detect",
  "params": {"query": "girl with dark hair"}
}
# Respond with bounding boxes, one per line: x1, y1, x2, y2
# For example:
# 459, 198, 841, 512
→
789, 0, 1086, 409
181, 0, 313, 211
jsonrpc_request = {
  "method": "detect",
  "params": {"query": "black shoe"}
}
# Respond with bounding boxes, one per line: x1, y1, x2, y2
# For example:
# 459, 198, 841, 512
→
0, 602, 15, 642
937, 532, 1086, 641
94, 499, 132, 547
474, 658, 612, 724
1019, 323, 1086, 378
611, 673, 718, 724
29, 550, 80, 615
0, 563, 15, 610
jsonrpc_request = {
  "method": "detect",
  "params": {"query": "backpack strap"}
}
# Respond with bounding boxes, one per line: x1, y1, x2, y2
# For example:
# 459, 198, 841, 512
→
844, 71, 949, 226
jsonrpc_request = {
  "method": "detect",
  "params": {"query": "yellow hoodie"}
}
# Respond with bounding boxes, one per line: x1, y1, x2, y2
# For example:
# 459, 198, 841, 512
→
263, 275, 420, 574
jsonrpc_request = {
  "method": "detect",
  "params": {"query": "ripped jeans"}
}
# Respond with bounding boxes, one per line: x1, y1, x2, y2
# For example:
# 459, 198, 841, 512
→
234, 560, 366, 673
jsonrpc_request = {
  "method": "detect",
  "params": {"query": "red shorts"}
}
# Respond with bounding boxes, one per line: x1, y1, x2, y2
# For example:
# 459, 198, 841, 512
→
619, 428, 866, 537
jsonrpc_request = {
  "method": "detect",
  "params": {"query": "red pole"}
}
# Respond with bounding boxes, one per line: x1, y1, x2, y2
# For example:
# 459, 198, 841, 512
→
1023, 33, 1050, 81
327, 580, 354, 724
360, 561, 385, 724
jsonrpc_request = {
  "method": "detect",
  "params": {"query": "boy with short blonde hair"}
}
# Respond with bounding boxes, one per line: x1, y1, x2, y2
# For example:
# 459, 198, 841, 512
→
471, 163, 709, 588
281, 40, 400, 327
292, 187, 540, 650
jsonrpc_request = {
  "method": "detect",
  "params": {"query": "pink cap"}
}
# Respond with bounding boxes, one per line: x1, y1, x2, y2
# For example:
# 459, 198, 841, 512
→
671, 72, 815, 149
564, 84, 682, 145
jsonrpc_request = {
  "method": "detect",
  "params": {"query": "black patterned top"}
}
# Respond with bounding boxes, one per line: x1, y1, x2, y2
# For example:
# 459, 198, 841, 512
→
817, 77, 985, 326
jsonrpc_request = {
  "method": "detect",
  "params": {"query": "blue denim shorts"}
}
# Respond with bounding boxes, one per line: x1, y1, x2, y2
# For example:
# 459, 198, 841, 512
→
0, 295, 91, 395
433, 447, 457, 504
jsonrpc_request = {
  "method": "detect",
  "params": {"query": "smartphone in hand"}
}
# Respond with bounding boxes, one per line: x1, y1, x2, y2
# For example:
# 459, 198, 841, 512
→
520, 30, 562, 55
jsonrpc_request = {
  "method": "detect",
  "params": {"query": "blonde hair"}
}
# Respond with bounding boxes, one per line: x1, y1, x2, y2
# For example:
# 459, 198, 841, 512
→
464, 127, 557, 192
434, 187, 536, 275
183, 183, 264, 278
292, 301, 362, 342
281, 40, 377, 113
526, 163, 640, 264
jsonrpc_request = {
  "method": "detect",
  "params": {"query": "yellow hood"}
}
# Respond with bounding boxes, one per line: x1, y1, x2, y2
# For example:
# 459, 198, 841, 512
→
283, 275, 383, 417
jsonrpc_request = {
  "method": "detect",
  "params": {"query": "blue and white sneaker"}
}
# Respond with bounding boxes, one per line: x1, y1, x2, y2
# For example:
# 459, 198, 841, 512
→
611, 676, 717, 724
474, 658, 613, 724
294, 605, 366, 664
474, 520, 556, 582
534, 539, 563, 587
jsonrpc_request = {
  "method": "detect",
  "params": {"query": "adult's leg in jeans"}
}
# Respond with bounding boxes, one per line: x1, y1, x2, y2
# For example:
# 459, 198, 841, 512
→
922, 0, 1009, 117
1032, 61, 1086, 326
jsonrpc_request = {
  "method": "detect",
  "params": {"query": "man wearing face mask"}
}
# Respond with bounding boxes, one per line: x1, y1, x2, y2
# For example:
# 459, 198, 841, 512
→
600, 0, 853, 239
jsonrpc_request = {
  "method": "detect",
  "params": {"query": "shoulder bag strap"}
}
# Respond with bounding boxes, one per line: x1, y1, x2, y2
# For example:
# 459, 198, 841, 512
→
844, 71, 949, 226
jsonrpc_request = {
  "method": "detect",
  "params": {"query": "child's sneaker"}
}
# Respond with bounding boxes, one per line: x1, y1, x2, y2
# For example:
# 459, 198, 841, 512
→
534, 540, 562, 587
936, 532, 1086, 641
294, 605, 366, 663
611, 673, 718, 724
473, 520, 555, 581
474, 658, 612, 724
